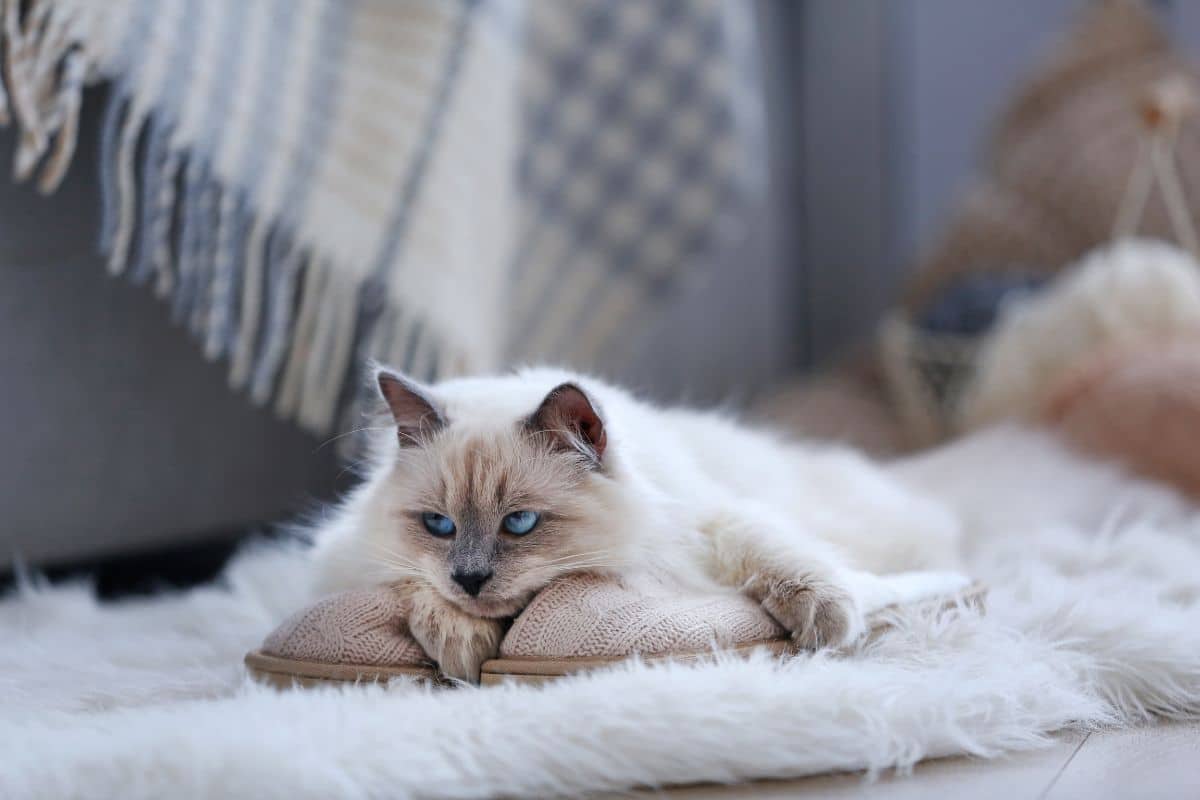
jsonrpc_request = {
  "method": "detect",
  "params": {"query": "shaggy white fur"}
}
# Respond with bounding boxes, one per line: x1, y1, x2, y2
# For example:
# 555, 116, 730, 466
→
3, 427, 1200, 798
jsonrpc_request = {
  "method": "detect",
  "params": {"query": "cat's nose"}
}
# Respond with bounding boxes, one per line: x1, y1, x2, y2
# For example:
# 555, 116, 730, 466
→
451, 568, 493, 596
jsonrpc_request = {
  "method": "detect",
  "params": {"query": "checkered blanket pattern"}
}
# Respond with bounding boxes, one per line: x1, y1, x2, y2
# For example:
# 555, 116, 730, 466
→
0, 0, 761, 433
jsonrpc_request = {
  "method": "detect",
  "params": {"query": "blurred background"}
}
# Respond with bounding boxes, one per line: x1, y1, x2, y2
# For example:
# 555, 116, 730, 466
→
3, 0, 1197, 592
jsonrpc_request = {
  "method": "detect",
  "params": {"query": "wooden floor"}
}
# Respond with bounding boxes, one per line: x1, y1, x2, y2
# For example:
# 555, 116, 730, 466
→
621, 723, 1199, 799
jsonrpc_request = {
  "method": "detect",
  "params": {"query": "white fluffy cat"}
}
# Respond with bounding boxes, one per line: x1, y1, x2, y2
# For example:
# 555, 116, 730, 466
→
311, 366, 970, 681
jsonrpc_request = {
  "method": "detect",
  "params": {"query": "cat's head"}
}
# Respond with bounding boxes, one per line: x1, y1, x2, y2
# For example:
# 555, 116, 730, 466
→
368, 368, 627, 618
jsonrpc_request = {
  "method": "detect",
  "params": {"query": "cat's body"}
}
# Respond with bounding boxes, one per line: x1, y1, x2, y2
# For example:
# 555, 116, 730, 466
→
311, 366, 968, 680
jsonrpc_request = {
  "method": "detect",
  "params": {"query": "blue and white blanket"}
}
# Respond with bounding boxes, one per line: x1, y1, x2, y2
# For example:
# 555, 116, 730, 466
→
1, 0, 761, 433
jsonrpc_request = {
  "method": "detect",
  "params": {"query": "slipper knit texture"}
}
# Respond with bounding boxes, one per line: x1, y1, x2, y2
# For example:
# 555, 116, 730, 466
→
500, 573, 785, 659
258, 575, 786, 668
261, 588, 432, 667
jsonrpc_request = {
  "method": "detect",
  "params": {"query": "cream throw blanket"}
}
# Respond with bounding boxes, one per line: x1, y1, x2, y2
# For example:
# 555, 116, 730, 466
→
0, 0, 758, 433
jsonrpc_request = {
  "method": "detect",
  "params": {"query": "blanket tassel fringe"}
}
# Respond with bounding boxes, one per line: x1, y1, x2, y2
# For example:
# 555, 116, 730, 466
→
0, 9, 463, 437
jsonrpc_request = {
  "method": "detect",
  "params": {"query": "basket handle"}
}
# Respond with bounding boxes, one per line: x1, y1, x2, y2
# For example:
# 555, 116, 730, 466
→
1112, 75, 1199, 255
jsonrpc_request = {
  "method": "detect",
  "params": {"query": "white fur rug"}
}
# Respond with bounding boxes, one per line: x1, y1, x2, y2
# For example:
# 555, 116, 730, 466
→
3, 427, 1200, 799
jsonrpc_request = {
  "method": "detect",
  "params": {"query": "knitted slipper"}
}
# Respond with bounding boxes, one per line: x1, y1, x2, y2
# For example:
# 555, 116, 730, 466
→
478, 573, 789, 686
245, 587, 438, 688
245, 574, 986, 688
481, 573, 986, 684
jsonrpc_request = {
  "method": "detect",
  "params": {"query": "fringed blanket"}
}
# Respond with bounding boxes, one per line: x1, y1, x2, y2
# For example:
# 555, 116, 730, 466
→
0, 0, 760, 433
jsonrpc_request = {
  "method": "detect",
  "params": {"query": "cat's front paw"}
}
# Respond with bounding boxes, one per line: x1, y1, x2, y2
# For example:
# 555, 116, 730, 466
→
420, 620, 504, 683
750, 574, 865, 650
405, 587, 504, 682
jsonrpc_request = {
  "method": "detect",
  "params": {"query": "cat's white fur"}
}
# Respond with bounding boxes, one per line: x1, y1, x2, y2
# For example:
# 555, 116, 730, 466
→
311, 367, 969, 680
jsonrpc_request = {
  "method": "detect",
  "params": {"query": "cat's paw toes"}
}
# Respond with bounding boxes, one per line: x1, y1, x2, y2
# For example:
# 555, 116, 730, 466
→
758, 578, 864, 651
405, 591, 504, 683
431, 630, 501, 682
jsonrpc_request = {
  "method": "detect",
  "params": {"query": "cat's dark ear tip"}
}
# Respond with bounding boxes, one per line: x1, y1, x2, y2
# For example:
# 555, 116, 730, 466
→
375, 368, 445, 442
375, 367, 401, 396
531, 381, 607, 463
544, 382, 604, 421
376, 368, 424, 404
547, 381, 589, 402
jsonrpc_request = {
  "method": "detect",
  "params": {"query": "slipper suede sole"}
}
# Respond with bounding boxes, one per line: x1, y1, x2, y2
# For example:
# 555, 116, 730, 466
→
245, 639, 789, 688
478, 638, 793, 686
244, 650, 440, 688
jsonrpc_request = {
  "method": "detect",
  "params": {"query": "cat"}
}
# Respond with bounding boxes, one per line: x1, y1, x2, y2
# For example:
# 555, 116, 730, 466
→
310, 365, 970, 681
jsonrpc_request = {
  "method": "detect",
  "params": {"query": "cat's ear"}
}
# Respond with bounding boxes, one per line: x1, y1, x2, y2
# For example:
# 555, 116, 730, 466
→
527, 382, 607, 467
376, 368, 445, 446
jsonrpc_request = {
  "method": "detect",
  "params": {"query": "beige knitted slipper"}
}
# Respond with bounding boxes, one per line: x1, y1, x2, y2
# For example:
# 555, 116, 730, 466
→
245, 587, 439, 688
245, 575, 986, 688
478, 574, 789, 686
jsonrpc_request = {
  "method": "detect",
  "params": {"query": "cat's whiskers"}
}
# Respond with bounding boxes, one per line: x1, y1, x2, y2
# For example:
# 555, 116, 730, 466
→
334, 455, 376, 482
362, 541, 424, 571
536, 549, 615, 566
328, 547, 425, 579
313, 424, 397, 454
369, 556, 425, 579
378, 564, 424, 580
531, 558, 620, 576
348, 541, 430, 582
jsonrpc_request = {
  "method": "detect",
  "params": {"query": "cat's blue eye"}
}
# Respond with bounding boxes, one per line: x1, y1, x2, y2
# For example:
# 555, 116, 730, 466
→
421, 512, 456, 537
502, 510, 540, 535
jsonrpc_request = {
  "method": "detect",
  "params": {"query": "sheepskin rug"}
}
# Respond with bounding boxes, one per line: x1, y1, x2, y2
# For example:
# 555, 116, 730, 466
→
3, 426, 1200, 799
